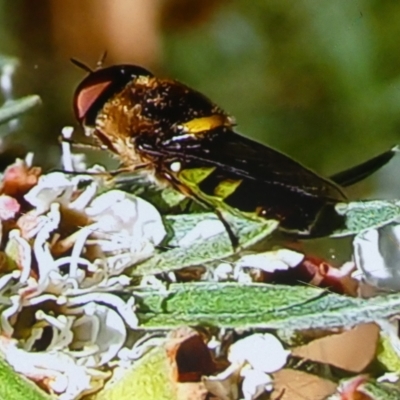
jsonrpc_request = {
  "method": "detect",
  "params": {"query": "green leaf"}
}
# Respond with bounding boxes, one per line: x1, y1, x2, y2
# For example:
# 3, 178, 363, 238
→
160, 186, 186, 208
0, 358, 51, 400
0, 95, 41, 126
132, 213, 278, 276
327, 378, 400, 400
361, 380, 400, 400
91, 347, 175, 400
377, 334, 400, 374
136, 283, 400, 332
332, 200, 400, 237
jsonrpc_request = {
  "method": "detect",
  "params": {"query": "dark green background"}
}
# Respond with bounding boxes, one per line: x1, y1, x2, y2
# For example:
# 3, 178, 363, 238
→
1, 0, 400, 198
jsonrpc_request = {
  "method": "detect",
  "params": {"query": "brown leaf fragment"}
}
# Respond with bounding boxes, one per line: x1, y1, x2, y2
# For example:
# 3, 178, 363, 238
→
175, 265, 207, 282
293, 257, 358, 295
271, 369, 337, 400
251, 253, 358, 295
176, 381, 209, 400
166, 327, 217, 383
292, 323, 379, 373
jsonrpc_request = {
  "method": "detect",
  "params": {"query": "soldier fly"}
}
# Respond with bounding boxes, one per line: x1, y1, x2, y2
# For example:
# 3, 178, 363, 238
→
72, 61, 396, 238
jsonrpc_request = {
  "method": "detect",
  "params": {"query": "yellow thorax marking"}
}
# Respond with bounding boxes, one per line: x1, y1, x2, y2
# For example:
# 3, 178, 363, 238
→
213, 179, 242, 199
181, 115, 234, 134
135, 75, 151, 85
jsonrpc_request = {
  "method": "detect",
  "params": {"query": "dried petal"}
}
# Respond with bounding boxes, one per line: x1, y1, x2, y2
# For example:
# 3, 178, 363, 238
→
272, 369, 337, 400
292, 323, 379, 373
1, 159, 41, 198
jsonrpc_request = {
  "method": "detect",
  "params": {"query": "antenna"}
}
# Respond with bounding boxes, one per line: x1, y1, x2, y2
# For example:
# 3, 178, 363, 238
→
96, 51, 108, 69
70, 58, 93, 73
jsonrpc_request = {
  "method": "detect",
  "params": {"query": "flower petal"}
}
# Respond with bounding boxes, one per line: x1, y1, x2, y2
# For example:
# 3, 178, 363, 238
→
228, 333, 290, 373
353, 224, 400, 291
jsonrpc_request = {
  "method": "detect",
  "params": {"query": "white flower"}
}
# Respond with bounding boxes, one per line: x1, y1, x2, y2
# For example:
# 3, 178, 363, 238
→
31, 311, 74, 351
86, 190, 166, 245
205, 333, 290, 400
118, 334, 165, 361
60, 126, 74, 172
213, 263, 234, 281
377, 372, 399, 383
24, 172, 78, 214
5, 230, 32, 283
1, 289, 137, 369
353, 223, 400, 291
240, 365, 273, 400
236, 249, 304, 273
67, 292, 137, 328
24, 171, 100, 215
0, 270, 20, 305
1, 294, 21, 336
228, 333, 290, 374
0, 164, 174, 399
67, 302, 127, 366
205, 333, 288, 400
233, 249, 303, 283
0, 194, 20, 220
33, 203, 61, 283
85, 190, 166, 272
0, 336, 108, 400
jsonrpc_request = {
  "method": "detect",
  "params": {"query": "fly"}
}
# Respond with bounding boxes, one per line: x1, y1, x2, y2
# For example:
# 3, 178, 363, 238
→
72, 61, 396, 239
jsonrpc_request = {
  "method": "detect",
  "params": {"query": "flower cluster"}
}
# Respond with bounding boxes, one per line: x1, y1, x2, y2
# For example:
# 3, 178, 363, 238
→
0, 155, 166, 399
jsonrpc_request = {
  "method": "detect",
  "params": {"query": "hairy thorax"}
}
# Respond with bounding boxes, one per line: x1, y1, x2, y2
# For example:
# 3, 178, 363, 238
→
92, 87, 154, 168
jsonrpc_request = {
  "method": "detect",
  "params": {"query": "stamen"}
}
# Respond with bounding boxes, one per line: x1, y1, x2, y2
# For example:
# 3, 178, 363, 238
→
61, 126, 74, 172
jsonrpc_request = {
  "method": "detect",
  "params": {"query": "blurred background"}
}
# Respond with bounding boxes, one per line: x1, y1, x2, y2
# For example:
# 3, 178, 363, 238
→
1, 0, 400, 198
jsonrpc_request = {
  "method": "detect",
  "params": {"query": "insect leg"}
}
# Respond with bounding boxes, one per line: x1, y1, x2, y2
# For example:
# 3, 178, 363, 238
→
58, 136, 105, 151
215, 209, 239, 249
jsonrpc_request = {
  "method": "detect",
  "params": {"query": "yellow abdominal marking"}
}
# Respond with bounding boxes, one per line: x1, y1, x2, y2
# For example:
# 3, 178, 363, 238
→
181, 115, 233, 134
179, 167, 216, 185
213, 179, 243, 199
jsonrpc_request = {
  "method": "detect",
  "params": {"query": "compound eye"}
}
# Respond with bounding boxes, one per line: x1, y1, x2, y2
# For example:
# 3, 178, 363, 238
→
74, 79, 113, 121
73, 64, 153, 124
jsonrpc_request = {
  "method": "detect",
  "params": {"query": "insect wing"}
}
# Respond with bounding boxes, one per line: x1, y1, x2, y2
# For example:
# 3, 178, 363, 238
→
136, 128, 347, 235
